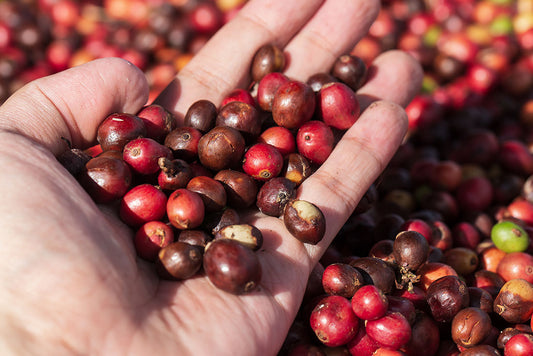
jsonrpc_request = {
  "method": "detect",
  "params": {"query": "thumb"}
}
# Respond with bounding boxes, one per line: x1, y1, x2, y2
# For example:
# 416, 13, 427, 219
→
0, 57, 149, 155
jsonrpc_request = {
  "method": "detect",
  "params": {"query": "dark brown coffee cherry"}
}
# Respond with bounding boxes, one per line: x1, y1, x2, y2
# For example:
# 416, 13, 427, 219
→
349, 257, 396, 294
203, 239, 261, 294
272, 80, 316, 129
451, 307, 492, 349
164, 126, 202, 162
331, 54, 367, 91
393, 230, 430, 272
97, 113, 146, 151
250, 43, 286, 83
197, 126, 245, 171
256, 177, 297, 217
426, 275, 470, 323
216, 101, 261, 144
214, 169, 258, 209
156, 241, 203, 280
183, 99, 217, 133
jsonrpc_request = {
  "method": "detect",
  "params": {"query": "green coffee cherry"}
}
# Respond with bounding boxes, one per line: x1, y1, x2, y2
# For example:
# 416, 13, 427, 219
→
491, 220, 530, 253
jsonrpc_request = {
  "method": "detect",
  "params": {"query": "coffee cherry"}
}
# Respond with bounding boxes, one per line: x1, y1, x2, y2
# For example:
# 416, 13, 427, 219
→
309, 295, 359, 347
451, 307, 492, 349
250, 43, 285, 83
426, 275, 470, 323
283, 199, 326, 245
220, 88, 256, 108
167, 188, 205, 230
317, 82, 360, 130
491, 220, 530, 253
351, 284, 389, 321
296, 120, 335, 165
282, 153, 313, 186
78, 154, 132, 204
242, 142, 283, 181
256, 126, 296, 156
214, 223, 263, 251
256, 177, 296, 217
119, 184, 167, 227
134, 221, 174, 261
256, 72, 290, 111
156, 241, 203, 280
164, 126, 203, 162
214, 169, 258, 209
365, 312, 412, 350
97, 113, 146, 151
157, 158, 194, 191
203, 238, 261, 294
393, 230, 430, 272
123, 137, 173, 175
136, 104, 175, 142
183, 99, 217, 133
331, 54, 367, 91
216, 101, 261, 143
197, 126, 245, 171
272, 80, 316, 129
186, 175, 227, 212
321, 262, 364, 298
493, 278, 533, 324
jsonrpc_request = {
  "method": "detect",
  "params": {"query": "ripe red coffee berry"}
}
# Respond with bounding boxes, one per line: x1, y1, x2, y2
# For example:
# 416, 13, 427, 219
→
134, 221, 174, 261
272, 80, 316, 129
504, 333, 533, 356
256, 72, 290, 111
296, 120, 335, 165
123, 137, 173, 175
318, 82, 360, 130
97, 112, 146, 151
310, 295, 360, 347
157, 158, 194, 191
203, 238, 261, 294
365, 312, 412, 350
257, 126, 296, 156
351, 284, 389, 321
136, 104, 175, 142
119, 184, 167, 227
283, 199, 326, 245
220, 88, 256, 108
242, 143, 283, 181
167, 188, 205, 230
321, 262, 364, 298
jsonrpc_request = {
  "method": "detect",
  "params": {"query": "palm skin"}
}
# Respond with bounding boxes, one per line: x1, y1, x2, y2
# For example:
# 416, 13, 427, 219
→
0, 0, 423, 355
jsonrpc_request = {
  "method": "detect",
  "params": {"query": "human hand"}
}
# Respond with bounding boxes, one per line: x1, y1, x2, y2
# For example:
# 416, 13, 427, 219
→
0, 0, 422, 355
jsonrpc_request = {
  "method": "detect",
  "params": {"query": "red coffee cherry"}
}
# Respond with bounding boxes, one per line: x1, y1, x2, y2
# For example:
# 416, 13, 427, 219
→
136, 104, 175, 142
123, 137, 173, 175
317, 82, 360, 130
242, 143, 283, 181
119, 184, 167, 227
134, 221, 174, 261
97, 112, 146, 151
167, 188, 205, 230
310, 295, 359, 347
296, 120, 335, 165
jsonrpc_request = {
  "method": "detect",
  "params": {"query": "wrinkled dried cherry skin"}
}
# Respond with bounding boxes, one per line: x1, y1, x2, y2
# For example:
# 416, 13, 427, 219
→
203, 239, 261, 295
426, 275, 470, 323
256, 177, 297, 217
493, 278, 533, 324
183, 99, 217, 133
78, 155, 132, 204
157, 158, 193, 191
451, 307, 492, 349
283, 199, 326, 245
156, 241, 203, 280
197, 126, 245, 171
97, 113, 146, 151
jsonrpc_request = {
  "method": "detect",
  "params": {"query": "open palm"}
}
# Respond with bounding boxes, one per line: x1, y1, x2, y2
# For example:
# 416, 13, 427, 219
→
0, 0, 422, 355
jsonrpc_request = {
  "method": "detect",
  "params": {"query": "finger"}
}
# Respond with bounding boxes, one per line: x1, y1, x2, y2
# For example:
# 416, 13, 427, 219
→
0, 57, 149, 155
155, 0, 324, 119
358, 50, 424, 109
297, 101, 409, 264
283, 0, 380, 81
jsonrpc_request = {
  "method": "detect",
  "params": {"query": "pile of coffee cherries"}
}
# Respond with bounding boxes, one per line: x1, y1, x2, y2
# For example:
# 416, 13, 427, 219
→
59, 44, 366, 295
